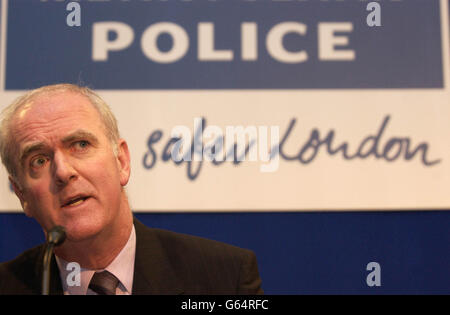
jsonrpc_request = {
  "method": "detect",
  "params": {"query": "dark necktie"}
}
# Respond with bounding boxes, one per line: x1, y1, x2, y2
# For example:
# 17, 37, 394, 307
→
88, 270, 119, 295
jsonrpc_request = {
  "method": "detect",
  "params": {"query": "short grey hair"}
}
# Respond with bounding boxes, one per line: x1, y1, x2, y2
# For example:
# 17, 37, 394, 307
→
0, 83, 120, 181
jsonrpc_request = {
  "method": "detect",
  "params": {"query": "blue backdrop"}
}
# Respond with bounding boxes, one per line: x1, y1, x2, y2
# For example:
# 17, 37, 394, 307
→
1, 211, 449, 294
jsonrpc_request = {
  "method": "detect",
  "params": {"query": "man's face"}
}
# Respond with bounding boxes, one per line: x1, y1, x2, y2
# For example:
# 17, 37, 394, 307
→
9, 91, 130, 241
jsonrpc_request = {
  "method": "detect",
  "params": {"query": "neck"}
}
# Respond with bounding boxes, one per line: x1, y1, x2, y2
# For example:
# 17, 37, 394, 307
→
54, 198, 133, 270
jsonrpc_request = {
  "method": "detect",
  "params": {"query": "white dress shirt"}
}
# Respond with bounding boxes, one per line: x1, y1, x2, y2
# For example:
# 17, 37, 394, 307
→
55, 224, 136, 295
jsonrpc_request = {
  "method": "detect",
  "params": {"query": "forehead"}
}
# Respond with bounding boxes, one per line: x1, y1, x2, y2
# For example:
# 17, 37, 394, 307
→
16, 91, 97, 121
10, 91, 105, 144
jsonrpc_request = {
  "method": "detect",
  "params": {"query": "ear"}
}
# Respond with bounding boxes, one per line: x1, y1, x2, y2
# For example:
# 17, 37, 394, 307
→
115, 139, 131, 187
9, 176, 32, 217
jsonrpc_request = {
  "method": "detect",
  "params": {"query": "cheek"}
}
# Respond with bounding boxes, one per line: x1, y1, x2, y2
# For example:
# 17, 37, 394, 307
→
26, 183, 49, 207
88, 160, 123, 194
24, 183, 55, 226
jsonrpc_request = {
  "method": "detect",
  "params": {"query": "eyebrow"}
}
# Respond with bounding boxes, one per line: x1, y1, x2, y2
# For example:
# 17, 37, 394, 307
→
19, 130, 100, 165
61, 130, 99, 146
20, 143, 46, 165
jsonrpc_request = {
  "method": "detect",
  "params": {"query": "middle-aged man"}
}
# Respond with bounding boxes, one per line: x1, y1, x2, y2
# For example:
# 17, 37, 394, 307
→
0, 84, 264, 295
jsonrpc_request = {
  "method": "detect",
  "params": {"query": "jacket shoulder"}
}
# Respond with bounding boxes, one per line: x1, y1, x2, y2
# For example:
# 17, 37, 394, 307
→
135, 220, 263, 294
152, 228, 252, 259
0, 244, 44, 294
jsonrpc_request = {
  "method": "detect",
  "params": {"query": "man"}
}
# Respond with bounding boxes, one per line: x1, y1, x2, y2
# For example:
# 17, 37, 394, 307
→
0, 84, 263, 295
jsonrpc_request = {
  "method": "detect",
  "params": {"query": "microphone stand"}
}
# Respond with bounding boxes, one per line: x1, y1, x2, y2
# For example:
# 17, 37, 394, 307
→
42, 226, 66, 295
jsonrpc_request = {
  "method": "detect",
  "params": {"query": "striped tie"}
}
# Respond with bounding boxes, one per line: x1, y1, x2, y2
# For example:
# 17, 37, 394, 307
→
88, 270, 119, 295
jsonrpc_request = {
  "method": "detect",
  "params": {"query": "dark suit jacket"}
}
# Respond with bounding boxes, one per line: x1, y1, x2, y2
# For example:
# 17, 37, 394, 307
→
0, 218, 263, 295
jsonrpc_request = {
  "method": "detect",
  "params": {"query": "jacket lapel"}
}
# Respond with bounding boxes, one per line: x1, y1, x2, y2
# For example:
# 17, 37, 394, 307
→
31, 217, 181, 295
33, 245, 64, 295
49, 254, 64, 295
132, 218, 184, 295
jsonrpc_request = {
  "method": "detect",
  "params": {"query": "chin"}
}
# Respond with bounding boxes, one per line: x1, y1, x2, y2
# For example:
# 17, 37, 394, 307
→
63, 217, 105, 242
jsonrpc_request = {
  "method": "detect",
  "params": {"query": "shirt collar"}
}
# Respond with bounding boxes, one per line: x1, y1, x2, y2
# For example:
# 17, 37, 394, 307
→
56, 224, 136, 295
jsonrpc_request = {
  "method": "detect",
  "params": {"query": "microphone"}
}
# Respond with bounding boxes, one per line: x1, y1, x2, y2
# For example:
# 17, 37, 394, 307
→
47, 226, 66, 246
42, 226, 66, 295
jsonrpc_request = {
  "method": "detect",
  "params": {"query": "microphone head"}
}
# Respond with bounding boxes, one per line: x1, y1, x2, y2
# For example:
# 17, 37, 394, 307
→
47, 226, 66, 246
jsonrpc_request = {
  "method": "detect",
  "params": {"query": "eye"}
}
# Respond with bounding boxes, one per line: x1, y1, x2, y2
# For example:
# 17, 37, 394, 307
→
73, 140, 90, 150
30, 156, 48, 169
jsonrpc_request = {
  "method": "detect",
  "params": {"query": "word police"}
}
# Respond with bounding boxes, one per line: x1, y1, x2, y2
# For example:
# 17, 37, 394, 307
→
92, 21, 355, 63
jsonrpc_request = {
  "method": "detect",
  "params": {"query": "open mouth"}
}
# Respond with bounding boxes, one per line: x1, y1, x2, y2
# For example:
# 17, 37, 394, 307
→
62, 196, 89, 208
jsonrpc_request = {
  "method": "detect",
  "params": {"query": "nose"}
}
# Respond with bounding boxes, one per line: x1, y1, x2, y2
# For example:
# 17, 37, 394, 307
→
52, 150, 77, 186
